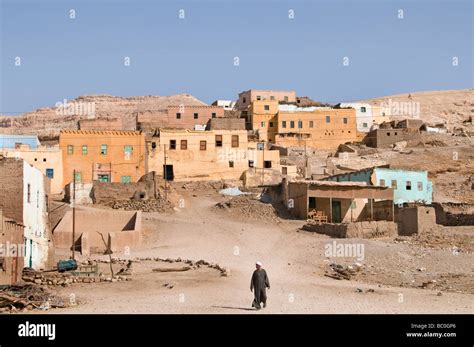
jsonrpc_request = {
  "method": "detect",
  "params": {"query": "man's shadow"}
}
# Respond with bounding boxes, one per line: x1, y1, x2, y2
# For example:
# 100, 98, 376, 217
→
212, 305, 256, 311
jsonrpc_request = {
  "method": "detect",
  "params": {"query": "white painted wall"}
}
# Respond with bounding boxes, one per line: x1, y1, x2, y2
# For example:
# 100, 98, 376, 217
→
22, 161, 49, 269
340, 103, 373, 133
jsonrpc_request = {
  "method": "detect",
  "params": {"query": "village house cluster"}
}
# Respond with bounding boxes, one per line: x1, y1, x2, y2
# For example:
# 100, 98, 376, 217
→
0, 88, 441, 284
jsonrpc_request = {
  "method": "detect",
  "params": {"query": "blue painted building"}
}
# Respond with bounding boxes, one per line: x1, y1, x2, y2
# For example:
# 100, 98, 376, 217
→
324, 167, 433, 204
0, 134, 40, 149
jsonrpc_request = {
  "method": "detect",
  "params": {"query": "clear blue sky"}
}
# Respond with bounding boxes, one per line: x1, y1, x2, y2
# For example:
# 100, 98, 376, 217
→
1, 0, 472, 114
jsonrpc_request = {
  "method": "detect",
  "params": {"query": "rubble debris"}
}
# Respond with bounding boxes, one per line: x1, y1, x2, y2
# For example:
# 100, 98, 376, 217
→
214, 195, 281, 221
0, 284, 68, 312
325, 263, 362, 280
102, 198, 173, 213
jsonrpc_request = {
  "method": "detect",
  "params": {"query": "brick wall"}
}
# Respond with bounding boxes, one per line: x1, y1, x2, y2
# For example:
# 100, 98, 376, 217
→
0, 158, 24, 223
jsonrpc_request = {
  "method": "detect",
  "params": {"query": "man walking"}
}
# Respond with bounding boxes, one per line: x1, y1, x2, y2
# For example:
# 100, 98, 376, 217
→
250, 261, 270, 310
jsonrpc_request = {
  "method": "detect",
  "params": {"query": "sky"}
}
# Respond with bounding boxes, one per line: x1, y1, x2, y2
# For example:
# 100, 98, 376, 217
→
0, 0, 472, 114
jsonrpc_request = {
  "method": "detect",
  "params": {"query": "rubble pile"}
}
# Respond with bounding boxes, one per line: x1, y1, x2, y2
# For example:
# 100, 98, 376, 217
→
0, 284, 68, 312
102, 198, 173, 213
214, 195, 280, 221
325, 262, 364, 280
22, 268, 132, 285
180, 180, 240, 191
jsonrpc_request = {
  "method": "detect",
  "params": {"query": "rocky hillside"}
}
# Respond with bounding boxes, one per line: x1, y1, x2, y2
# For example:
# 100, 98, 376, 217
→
359, 89, 473, 129
0, 94, 207, 139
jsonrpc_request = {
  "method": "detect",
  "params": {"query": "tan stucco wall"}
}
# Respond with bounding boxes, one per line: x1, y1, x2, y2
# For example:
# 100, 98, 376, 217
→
1, 145, 63, 194
148, 129, 250, 181
60, 130, 146, 187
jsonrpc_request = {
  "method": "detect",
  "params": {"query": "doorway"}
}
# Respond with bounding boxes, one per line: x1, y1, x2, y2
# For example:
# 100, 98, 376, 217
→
163, 165, 174, 181
331, 200, 342, 223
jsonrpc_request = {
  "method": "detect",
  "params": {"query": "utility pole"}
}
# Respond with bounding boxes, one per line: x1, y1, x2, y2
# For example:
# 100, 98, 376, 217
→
72, 169, 76, 260
261, 141, 265, 186
163, 144, 167, 201
304, 139, 308, 179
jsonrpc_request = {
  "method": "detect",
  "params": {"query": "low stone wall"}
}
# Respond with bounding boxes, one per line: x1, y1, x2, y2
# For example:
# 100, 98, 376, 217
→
431, 202, 474, 226
302, 220, 398, 238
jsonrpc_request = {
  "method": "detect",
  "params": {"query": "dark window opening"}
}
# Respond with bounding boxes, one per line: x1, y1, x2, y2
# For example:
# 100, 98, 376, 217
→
176, 112, 181, 119
194, 113, 199, 119
406, 181, 412, 190
248, 160, 254, 168
264, 161, 272, 168
229, 161, 234, 168
215, 135, 223, 147
170, 140, 176, 150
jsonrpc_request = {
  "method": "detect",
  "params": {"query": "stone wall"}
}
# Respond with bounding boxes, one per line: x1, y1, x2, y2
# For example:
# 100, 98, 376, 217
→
395, 206, 437, 235
302, 220, 398, 238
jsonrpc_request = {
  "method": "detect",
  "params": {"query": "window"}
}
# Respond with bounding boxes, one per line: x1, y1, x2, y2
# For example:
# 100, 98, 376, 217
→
391, 180, 397, 189
27, 184, 31, 203
211, 112, 216, 118
298, 121, 303, 129
169, 140, 176, 150
194, 113, 199, 119
282, 167, 287, 175
394, 132, 398, 136
151, 142, 157, 149
284, 96, 288, 102
387, 132, 391, 136
309, 121, 314, 128
282, 121, 287, 128
82, 145, 88, 155
257, 143, 264, 150
361, 107, 366, 113
379, 179, 386, 187
406, 181, 412, 190
417, 182, 423, 191
74, 172, 81, 183
229, 161, 234, 168
264, 105, 270, 111
231, 135, 239, 148
264, 161, 272, 168
363, 123, 368, 128
121, 176, 131, 184
67, 145, 74, 155
248, 160, 254, 168
176, 112, 181, 119
100, 144, 107, 155
290, 121, 295, 128
326, 116, 331, 123
43, 158, 46, 162
261, 122, 265, 127
256, 96, 261, 100
270, 96, 275, 100
124, 145, 133, 155
242, 97, 246, 103
215, 135, 223, 147
34, 158, 37, 161
343, 118, 348, 124
46, 169, 54, 179
180, 140, 187, 150
269, 122, 274, 127
200, 140, 207, 151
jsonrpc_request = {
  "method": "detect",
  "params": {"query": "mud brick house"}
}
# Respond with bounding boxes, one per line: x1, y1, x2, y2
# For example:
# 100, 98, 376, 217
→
146, 128, 283, 182
1, 142, 63, 194
0, 157, 51, 270
284, 180, 395, 222
59, 130, 146, 187
323, 167, 433, 204
138, 105, 224, 131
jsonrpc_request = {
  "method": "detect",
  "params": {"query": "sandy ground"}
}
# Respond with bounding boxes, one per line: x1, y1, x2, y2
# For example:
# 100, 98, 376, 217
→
45, 189, 473, 314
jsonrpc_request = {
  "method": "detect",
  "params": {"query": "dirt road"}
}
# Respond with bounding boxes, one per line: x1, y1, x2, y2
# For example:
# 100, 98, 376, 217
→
47, 189, 474, 314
